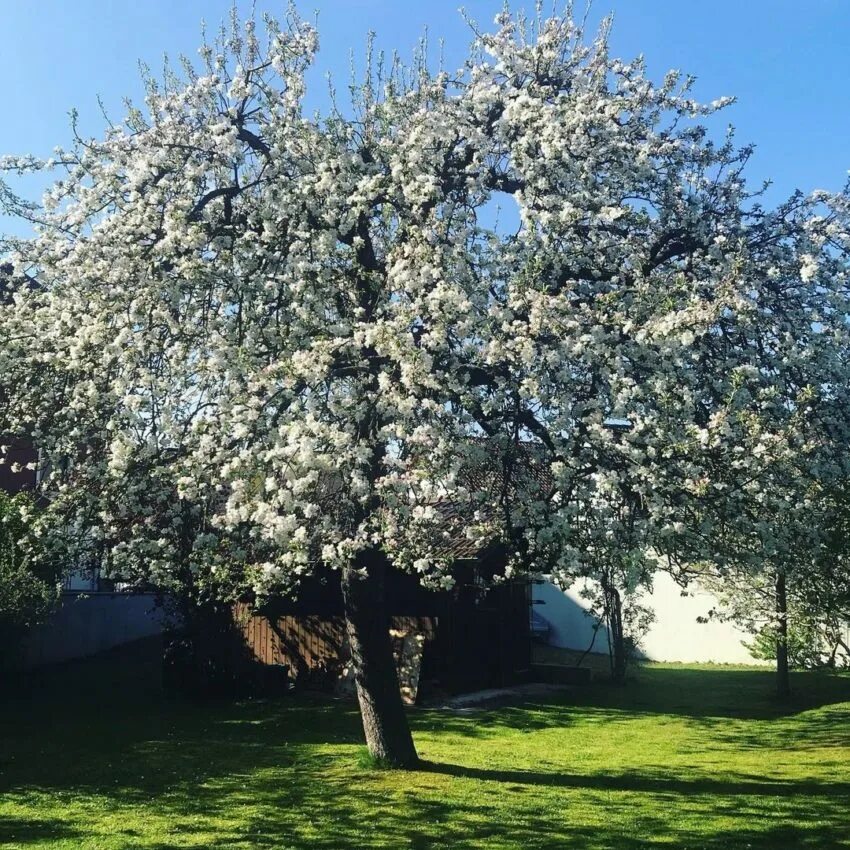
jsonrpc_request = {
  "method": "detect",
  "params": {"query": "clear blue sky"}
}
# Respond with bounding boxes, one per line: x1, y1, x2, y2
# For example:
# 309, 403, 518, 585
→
1, 0, 848, 236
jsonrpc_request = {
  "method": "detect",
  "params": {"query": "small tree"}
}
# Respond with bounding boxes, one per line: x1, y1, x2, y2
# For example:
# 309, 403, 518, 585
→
705, 472, 850, 685
748, 611, 849, 670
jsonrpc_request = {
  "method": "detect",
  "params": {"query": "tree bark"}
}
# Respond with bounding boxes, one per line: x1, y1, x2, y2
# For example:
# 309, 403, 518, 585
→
775, 571, 791, 698
341, 552, 419, 769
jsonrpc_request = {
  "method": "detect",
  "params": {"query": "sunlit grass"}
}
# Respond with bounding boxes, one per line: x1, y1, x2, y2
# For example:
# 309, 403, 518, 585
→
1, 641, 848, 849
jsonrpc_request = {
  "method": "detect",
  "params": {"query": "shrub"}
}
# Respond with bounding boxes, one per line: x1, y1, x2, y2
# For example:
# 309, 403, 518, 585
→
0, 492, 60, 630
0, 491, 61, 657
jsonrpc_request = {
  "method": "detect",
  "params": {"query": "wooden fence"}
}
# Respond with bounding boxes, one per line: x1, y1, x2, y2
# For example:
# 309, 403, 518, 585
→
233, 576, 531, 697
234, 604, 435, 689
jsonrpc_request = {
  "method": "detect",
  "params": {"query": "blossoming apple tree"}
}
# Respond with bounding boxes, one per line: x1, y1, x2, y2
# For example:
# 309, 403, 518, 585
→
676, 188, 850, 694
2, 7, 849, 763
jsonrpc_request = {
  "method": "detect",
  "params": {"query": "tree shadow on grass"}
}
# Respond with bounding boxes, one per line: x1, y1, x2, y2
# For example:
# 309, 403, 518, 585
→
409, 670, 850, 748
680, 705, 850, 753
419, 759, 850, 800
408, 667, 850, 753
112, 758, 850, 850
0, 816, 82, 845
568, 665, 850, 720
2, 643, 850, 849
1, 644, 848, 800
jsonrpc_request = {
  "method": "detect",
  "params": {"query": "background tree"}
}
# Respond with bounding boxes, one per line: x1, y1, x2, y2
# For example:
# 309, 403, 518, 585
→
2, 7, 848, 763
675, 187, 850, 696
703, 471, 850, 686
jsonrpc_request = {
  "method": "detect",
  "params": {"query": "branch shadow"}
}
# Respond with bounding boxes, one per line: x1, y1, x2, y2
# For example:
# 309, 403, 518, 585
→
419, 760, 850, 800
0, 816, 82, 845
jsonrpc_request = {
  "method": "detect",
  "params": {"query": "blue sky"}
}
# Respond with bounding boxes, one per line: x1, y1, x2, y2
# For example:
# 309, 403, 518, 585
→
1, 1, 848, 236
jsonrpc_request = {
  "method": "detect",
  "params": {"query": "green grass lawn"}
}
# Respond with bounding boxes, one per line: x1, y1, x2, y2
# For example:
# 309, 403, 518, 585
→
1, 641, 849, 849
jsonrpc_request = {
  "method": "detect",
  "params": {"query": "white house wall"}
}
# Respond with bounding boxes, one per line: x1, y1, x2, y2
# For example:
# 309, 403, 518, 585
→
533, 573, 768, 665
532, 579, 607, 655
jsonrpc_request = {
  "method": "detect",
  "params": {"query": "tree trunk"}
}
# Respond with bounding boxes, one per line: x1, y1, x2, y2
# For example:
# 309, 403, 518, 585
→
775, 571, 791, 698
610, 587, 627, 685
827, 641, 838, 669
602, 573, 626, 685
341, 553, 418, 769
